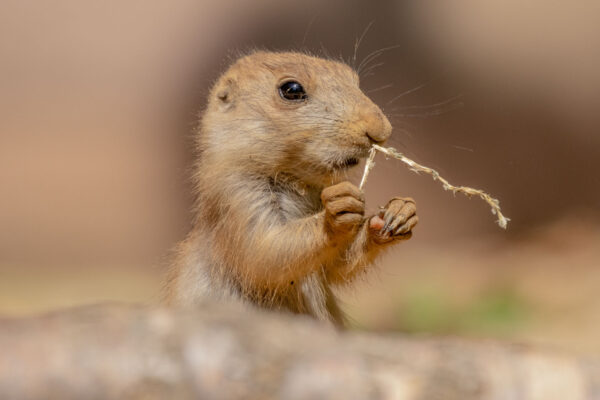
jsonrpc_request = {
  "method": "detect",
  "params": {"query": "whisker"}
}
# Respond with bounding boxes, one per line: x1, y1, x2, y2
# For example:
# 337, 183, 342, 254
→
360, 62, 385, 79
319, 42, 331, 59
386, 81, 431, 105
387, 105, 463, 118
301, 14, 319, 46
357, 44, 401, 75
352, 20, 376, 67
391, 94, 463, 111
366, 83, 394, 94
451, 144, 474, 153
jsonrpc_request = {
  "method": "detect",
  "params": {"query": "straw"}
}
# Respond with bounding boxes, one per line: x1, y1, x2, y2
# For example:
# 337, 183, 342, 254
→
359, 144, 509, 229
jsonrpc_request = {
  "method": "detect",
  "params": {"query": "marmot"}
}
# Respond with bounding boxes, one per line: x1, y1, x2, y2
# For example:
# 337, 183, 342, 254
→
164, 51, 418, 326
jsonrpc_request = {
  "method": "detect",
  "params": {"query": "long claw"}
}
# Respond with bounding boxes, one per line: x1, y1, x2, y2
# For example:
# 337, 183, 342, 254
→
380, 210, 394, 233
386, 214, 407, 233
394, 223, 410, 235
394, 216, 418, 236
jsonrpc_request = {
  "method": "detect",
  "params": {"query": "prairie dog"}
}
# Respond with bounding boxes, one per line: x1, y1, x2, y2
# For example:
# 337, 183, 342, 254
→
164, 51, 418, 326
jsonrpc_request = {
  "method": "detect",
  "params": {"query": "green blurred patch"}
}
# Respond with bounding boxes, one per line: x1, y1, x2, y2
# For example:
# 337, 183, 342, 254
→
395, 283, 530, 336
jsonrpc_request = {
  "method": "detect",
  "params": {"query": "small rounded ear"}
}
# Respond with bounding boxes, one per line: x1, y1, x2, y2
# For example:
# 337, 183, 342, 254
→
215, 78, 235, 109
217, 88, 229, 102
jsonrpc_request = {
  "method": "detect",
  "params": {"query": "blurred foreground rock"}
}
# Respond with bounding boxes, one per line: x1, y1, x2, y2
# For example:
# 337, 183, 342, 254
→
0, 303, 598, 400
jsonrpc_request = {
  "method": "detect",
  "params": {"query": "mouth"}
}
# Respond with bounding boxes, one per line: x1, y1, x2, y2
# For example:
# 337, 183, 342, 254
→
332, 156, 360, 170
342, 157, 360, 167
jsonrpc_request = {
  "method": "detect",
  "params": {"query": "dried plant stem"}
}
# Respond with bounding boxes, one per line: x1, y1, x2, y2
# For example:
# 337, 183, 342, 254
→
360, 144, 510, 229
358, 147, 377, 190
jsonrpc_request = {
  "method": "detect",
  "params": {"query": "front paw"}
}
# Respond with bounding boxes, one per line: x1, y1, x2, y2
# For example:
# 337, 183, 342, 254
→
368, 197, 418, 244
321, 181, 365, 235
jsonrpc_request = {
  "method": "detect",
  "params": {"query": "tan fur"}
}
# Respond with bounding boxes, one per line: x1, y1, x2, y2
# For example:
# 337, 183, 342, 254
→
163, 51, 418, 327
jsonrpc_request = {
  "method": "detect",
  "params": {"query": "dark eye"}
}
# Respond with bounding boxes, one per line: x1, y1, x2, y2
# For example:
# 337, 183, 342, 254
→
279, 81, 307, 101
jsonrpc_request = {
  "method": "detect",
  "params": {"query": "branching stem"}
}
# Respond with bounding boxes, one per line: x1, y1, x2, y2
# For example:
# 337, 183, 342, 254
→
359, 144, 509, 229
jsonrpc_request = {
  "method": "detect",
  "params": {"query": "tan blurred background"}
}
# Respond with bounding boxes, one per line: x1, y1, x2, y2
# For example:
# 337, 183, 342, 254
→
1, 1, 599, 353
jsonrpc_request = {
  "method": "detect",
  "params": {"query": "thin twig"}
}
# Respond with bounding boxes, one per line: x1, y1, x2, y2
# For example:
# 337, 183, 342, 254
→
359, 147, 377, 191
360, 144, 510, 229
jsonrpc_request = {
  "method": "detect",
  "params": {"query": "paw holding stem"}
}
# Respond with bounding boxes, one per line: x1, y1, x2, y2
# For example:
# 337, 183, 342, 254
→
368, 197, 418, 244
321, 181, 365, 236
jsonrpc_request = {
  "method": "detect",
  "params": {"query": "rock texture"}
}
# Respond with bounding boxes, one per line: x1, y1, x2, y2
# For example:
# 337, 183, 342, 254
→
0, 303, 598, 400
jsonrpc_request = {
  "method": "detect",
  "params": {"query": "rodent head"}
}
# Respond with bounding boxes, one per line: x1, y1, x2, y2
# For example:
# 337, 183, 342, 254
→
200, 51, 392, 186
